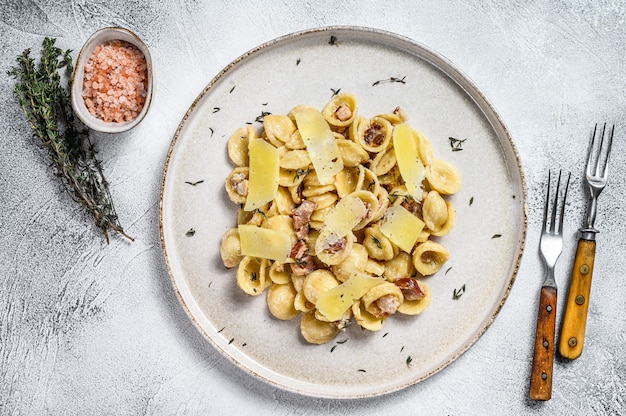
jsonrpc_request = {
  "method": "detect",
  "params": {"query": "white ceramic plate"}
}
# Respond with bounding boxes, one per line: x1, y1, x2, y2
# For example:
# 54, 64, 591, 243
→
160, 26, 526, 399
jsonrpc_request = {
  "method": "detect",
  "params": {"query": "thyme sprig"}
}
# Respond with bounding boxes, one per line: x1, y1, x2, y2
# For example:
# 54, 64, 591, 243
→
8, 38, 132, 243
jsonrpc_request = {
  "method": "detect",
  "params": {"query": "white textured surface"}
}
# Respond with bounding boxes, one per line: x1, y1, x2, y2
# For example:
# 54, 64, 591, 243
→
1, 1, 625, 414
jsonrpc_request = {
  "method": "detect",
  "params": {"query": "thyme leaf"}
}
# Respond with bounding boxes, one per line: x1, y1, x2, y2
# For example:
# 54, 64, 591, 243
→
372, 76, 407, 86
449, 136, 466, 152
293, 168, 309, 182
255, 111, 271, 123
453, 284, 466, 300
331, 88, 341, 97
8, 38, 132, 243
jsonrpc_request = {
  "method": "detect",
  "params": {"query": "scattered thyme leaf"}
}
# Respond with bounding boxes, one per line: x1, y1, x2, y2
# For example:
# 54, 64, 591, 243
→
331, 88, 341, 97
212, 107, 220, 113
449, 137, 467, 152
358, 369, 366, 373
372, 236, 382, 249
293, 168, 309, 182
372, 76, 407, 86
492, 234, 502, 239
445, 267, 453, 275
469, 196, 474, 206
329, 35, 337, 45
330, 345, 337, 352
228, 338, 234, 345
186, 228, 196, 237
336, 339, 348, 344
185, 180, 204, 186
406, 356, 413, 367
217, 327, 225, 333
209, 127, 214, 136
453, 284, 466, 300
229, 85, 236, 93
296, 57, 301, 65
388, 191, 414, 205
255, 111, 271, 123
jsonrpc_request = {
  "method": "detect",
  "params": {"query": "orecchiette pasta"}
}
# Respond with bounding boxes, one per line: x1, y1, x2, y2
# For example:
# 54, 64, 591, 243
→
267, 283, 300, 320
220, 93, 462, 344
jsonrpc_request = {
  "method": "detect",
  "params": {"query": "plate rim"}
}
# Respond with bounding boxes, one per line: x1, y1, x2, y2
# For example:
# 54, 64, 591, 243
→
159, 25, 528, 399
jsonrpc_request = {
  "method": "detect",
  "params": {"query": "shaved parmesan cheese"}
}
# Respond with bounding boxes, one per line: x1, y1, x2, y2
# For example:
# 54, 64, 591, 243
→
316, 272, 384, 321
238, 224, 291, 261
294, 108, 343, 185
380, 205, 425, 253
323, 196, 367, 236
393, 123, 425, 199
244, 139, 279, 211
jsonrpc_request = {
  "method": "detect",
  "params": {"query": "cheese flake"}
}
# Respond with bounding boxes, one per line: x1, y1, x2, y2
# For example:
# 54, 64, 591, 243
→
380, 205, 425, 253
316, 272, 384, 321
238, 224, 291, 261
323, 196, 367, 236
294, 107, 343, 185
393, 123, 425, 199
244, 138, 279, 211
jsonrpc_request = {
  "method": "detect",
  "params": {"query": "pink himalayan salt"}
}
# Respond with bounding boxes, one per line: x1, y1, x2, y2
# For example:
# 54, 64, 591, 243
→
82, 39, 148, 123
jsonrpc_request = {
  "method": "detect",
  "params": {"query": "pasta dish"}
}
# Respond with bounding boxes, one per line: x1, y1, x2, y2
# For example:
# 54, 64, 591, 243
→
220, 93, 461, 344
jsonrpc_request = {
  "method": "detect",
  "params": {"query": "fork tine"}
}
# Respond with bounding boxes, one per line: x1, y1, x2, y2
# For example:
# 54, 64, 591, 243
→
549, 170, 562, 234
542, 170, 551, 234
586, 124, 598, 177
556, 172, 571, 234
595, 123, 606, 177
602, 124, 615, 179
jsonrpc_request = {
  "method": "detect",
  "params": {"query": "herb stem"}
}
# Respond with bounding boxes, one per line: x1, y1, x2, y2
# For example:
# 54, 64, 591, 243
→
8, 38, 132, 243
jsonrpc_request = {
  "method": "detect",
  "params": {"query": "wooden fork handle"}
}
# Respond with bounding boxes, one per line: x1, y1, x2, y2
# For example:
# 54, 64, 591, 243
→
529, 286, 557, 401
559, 239, 596, 360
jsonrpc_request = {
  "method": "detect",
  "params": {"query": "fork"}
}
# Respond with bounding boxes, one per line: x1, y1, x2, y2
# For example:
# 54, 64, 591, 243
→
530, 170, 570, 401
559, 123, 615, 360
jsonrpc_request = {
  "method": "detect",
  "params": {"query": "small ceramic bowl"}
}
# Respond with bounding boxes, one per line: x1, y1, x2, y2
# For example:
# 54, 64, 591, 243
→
71, 27, 153, 133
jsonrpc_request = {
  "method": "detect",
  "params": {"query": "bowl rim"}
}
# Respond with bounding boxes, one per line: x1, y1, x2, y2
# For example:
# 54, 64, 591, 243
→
70, 26, 153, 133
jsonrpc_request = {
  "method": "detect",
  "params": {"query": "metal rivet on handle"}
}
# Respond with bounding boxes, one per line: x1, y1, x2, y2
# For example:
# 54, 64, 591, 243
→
541, 372, 547, 380
568, 337, 578, 347
575, 295, 585, 305
580, 264, 590, 275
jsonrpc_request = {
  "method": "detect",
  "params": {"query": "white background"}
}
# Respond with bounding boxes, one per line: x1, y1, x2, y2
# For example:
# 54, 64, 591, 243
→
1, 1, 625, 415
